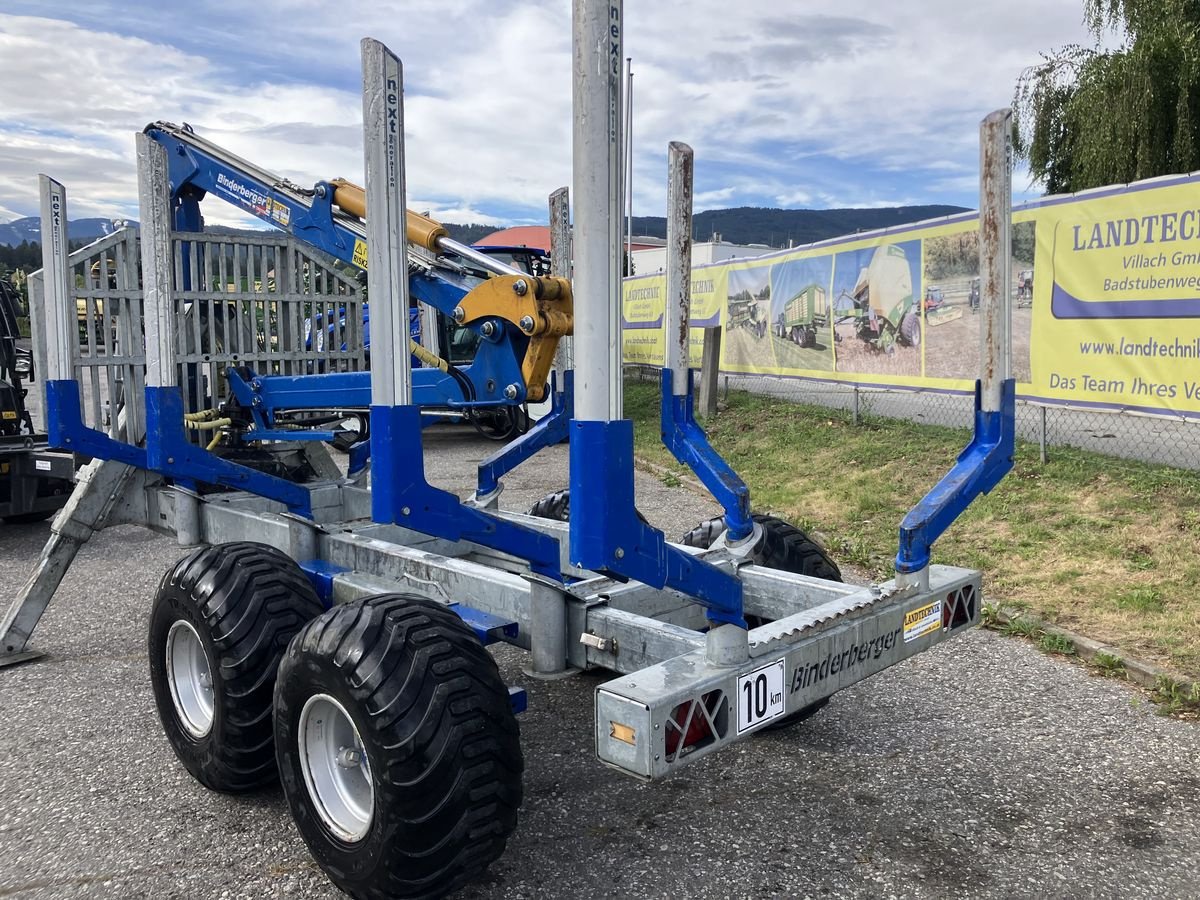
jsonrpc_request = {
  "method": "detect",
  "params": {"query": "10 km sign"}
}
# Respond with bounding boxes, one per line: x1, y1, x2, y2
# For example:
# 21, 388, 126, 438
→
737, 659, 786, 733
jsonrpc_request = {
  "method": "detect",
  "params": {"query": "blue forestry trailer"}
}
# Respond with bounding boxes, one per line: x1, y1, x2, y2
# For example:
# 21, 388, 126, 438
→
0, 7, 1016, 898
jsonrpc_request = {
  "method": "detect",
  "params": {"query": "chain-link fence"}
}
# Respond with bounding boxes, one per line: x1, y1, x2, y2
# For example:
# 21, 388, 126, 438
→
626, 365, 1200, 472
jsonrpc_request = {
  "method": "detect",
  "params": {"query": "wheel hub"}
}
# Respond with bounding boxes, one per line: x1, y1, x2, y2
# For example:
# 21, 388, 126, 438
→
298, 694, 374, 843
165, 620, 215, 739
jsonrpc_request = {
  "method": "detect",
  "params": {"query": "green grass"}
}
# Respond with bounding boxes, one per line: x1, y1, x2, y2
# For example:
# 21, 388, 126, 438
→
1092, 652, 1126, 678
625, 378, 1200, 678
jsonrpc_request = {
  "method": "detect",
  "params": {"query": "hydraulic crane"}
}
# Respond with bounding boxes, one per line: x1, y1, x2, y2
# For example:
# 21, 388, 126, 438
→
143, 121, 572, 445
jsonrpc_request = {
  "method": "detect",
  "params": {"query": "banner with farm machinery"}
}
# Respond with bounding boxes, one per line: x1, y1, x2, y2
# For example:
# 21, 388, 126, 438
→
622, 173, 1200, 418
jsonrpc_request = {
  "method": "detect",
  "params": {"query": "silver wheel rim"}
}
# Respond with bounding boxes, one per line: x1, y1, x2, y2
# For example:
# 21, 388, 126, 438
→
166, 620, 215, 738
298, 694, 374, 843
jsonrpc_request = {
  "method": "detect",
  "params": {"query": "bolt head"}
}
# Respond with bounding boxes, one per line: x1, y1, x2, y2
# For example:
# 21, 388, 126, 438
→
519, 315, 535, 333
513, 279, 528, 296
480, 321, 496, 337
452, 306, 465, 323
614, 547, 625, 559
503, 384, 519, 400
401, 506, 411, 516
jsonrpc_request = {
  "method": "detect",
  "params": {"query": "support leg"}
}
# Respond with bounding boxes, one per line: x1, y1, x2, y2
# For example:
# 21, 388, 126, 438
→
0, 459, 139, 666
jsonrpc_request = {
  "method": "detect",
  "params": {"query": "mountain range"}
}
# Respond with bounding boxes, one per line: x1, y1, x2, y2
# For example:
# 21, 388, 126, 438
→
0, 217, 132, 247
629, 205, 969, 247
1, 204, 972, 252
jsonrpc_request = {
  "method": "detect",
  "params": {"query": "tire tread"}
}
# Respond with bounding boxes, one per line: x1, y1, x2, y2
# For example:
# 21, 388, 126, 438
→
277, 593, 523, 899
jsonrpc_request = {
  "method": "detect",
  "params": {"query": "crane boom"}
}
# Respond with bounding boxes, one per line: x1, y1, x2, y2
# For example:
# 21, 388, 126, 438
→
143, 121, 521, 278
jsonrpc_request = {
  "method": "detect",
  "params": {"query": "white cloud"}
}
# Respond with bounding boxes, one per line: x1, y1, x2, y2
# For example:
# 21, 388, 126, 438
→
0, 2, 1093, 232
694, 187, 738, 208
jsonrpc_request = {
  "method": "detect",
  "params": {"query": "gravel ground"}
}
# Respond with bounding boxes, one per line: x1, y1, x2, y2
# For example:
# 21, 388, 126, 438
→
2, 428, 1200, 899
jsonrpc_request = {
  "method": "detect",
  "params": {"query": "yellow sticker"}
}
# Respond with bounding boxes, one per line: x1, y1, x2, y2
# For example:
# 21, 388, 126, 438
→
268, 199, 291, 227
2, 410, 16, 420
903, 600, 942, 643
352, 239, 369, 270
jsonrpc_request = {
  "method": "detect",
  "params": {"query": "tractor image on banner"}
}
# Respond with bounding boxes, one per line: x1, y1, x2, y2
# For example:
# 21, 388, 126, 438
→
839, 243, 922, 352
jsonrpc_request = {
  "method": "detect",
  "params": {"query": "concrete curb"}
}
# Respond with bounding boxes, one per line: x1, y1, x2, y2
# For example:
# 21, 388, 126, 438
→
987, 605, 1196, 699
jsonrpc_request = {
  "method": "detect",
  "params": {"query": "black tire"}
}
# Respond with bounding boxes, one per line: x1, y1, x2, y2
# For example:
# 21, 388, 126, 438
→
274, 594, 523, 900
681, 513, 841, 728
331, 414, 369, 454
527, 488, 571, 521
527, 488, 649, 525
681, 513, 840, 581
148, 542, 324, 793
899, 310, 921, 348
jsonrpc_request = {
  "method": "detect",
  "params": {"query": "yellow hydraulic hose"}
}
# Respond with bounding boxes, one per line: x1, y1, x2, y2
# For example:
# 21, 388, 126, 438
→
409, 339, 449, 373
184, 417, 232, 432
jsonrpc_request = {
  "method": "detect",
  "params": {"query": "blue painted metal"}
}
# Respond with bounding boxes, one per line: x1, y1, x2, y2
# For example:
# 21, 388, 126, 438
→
347, 440, 371, 476
658, 369, 753, 542
370, 404, 562, 580
146, 125, 534, 416
507, 686, 528, 715
448, 603, 520, 645
148, 127, 362, 265
476, 370, 572, 498
298, 559, 347, 609
145, 385, 313, 516
43, 380, 147, 468
569, 419, 745, 627
222, 339, 525, 444
896, 378, 1016, 573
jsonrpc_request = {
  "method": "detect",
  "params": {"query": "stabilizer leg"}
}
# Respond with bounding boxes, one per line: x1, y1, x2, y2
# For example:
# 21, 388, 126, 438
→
0, 459, 140, 666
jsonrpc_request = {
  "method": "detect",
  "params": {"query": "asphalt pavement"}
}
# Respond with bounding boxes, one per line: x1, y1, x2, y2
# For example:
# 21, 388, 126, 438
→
2, 429, 1199, 899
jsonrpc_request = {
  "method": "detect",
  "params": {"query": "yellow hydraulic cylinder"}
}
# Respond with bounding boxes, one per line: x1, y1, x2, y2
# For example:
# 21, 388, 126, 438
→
329, 179, 447, 253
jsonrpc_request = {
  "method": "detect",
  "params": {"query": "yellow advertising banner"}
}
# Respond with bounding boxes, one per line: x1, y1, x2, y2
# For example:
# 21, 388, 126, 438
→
621, 269, 725, 367
621, 172, 1200, 418
1033, 180, 1200, 414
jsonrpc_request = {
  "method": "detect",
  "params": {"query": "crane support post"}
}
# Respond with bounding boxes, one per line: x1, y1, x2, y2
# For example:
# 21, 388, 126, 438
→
895, 109, 1017, 584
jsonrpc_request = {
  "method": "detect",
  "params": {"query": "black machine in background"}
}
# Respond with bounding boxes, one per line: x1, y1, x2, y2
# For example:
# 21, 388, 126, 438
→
0, 279, 75, 524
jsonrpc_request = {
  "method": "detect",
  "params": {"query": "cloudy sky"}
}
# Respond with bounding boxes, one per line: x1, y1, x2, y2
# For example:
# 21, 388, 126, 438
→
0, 1, 1097, 230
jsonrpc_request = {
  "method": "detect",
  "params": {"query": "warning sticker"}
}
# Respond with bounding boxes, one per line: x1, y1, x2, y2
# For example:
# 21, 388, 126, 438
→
268, 198, 291, 227
35, 459, 52, 471
352, 239, 369, 270
903, 600, 942, 643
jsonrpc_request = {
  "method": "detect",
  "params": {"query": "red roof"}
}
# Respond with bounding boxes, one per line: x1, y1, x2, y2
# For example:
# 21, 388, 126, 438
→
476, 225, 551, 249
477, 225, 661, 253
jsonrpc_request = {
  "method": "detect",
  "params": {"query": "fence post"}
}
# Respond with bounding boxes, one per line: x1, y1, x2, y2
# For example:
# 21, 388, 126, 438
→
852, 384, 860, 425
697, 325, 721, 418
1040, 405, 1048, 464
